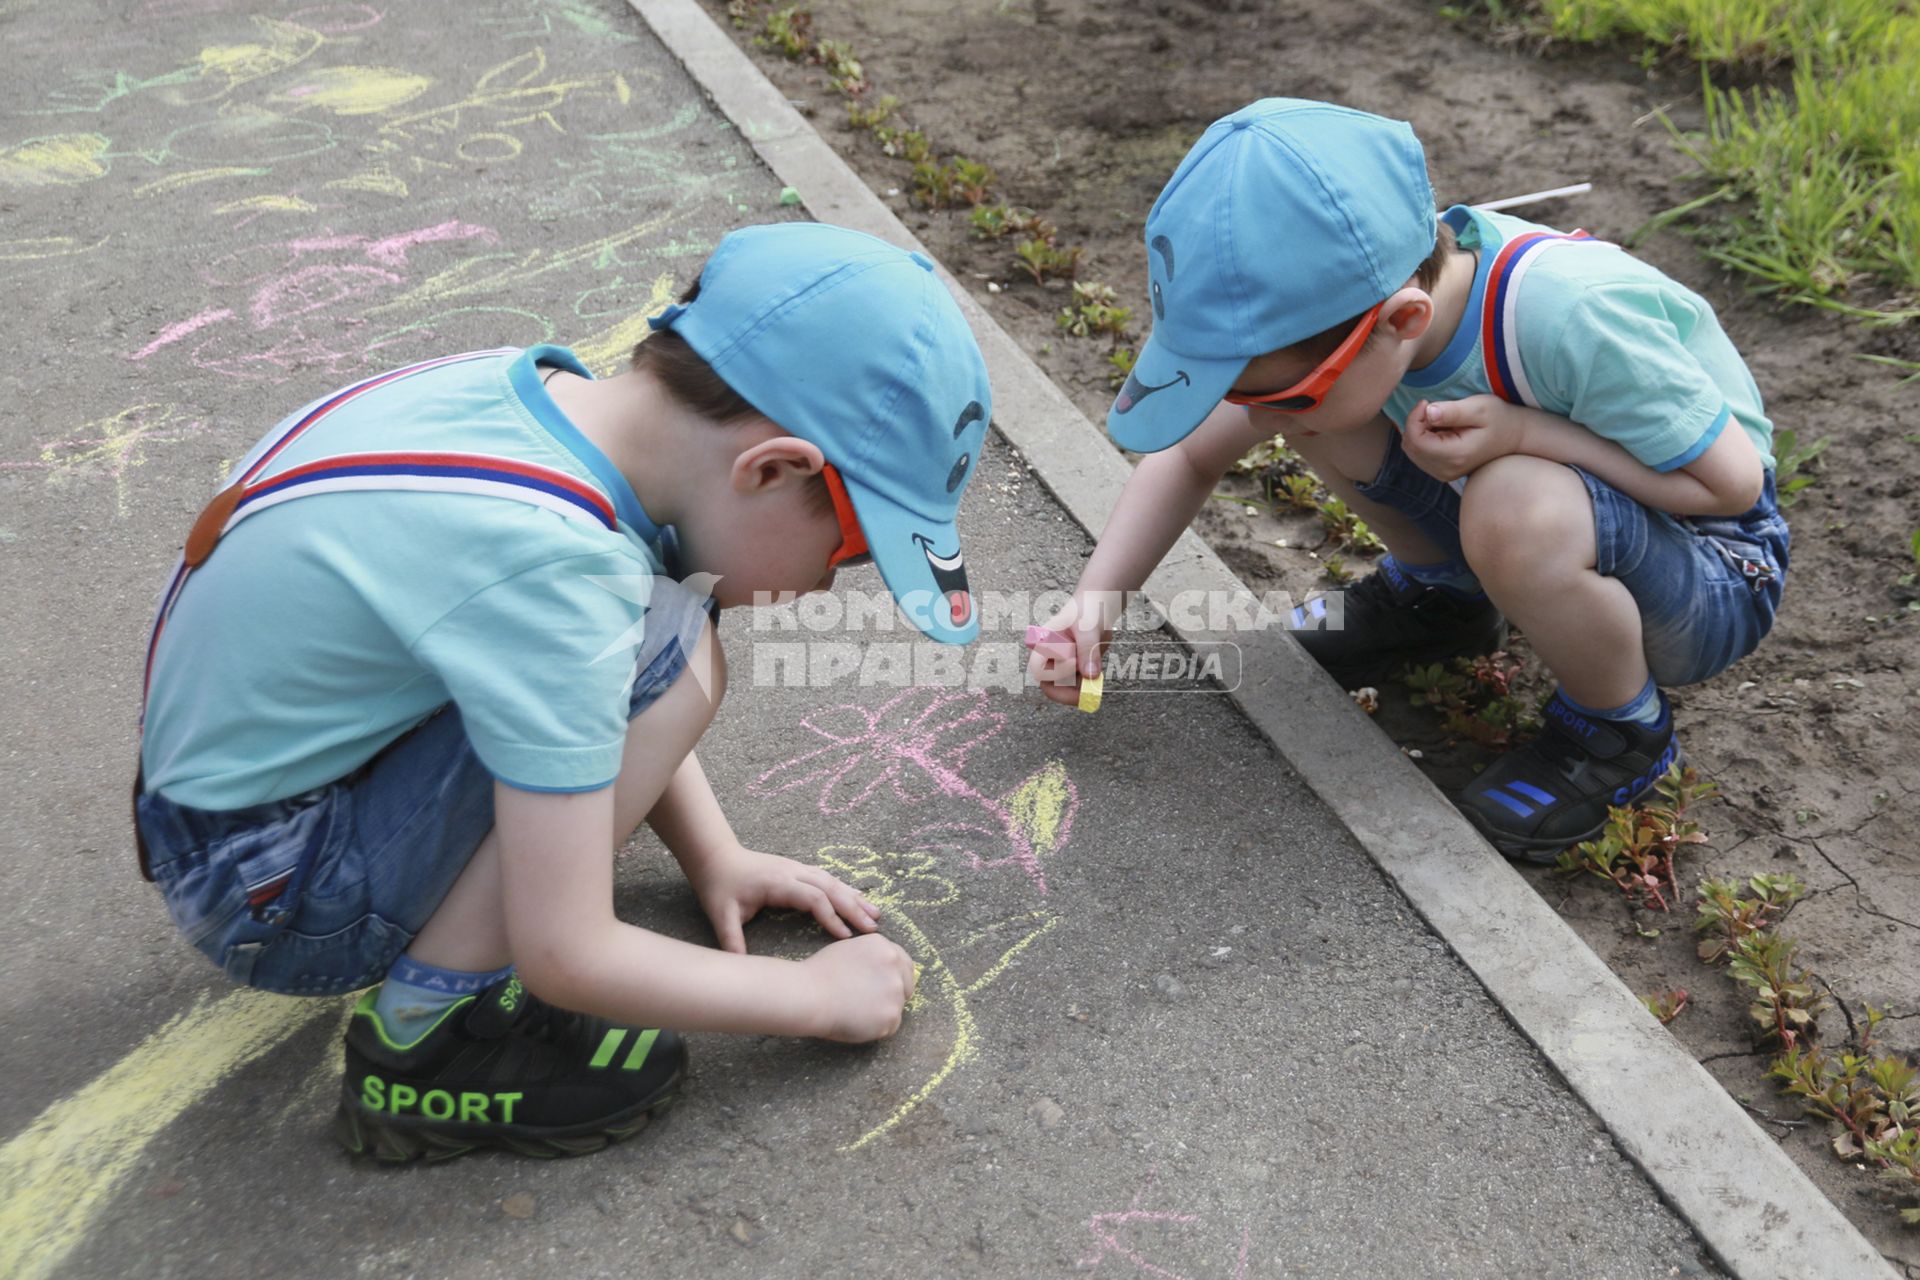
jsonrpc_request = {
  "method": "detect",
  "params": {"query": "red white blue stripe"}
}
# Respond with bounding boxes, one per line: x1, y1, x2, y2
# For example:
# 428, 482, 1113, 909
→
1480, 230, 1601, 407
143, 351, 615, 709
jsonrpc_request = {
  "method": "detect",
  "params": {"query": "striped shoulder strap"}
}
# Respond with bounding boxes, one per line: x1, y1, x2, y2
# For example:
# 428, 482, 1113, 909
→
143, 351, 618, 708
1479, 229, 1609, 407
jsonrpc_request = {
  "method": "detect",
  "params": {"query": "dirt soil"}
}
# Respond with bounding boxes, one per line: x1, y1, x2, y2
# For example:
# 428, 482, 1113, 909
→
697, 0, 1920, 1263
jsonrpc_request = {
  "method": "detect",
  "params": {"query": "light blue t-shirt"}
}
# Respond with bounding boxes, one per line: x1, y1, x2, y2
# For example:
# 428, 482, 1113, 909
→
142, 346, 672, 810
1385, 206, 1774, 473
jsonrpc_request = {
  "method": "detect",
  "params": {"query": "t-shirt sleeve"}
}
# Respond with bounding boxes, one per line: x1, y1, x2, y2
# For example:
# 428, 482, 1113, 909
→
409, 549, 657, 792
1526, 282, 1733, 473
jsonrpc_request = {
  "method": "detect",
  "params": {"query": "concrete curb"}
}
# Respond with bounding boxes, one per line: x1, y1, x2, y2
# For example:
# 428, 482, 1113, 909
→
623, 3, 1895, 1275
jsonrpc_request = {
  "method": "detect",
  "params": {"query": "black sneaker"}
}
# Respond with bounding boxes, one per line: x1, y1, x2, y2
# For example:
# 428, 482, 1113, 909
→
1287, 557, 1507, 690
1458, 689, 1682, 864
335, 973, 685, 1163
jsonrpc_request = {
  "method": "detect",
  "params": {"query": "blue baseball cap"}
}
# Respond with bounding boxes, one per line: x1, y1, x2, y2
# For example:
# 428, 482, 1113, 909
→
649, 222, 991, 643
1107, 99, 1437, 452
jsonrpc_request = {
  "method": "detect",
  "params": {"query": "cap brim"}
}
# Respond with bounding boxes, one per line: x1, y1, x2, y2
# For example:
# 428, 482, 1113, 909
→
837, 470, 979, 645
1105, 328, 1246, 452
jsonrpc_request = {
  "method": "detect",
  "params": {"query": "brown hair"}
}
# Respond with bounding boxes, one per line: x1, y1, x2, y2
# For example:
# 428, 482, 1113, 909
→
1285, 219, 1458, 361
631, 279, 836, 515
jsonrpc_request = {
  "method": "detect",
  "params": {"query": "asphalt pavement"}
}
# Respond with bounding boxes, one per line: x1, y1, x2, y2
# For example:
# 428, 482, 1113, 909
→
0, 1, 1728, 1276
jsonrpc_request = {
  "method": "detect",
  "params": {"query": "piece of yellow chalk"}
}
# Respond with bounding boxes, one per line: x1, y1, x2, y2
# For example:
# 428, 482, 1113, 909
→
1076, 672, 1103, 714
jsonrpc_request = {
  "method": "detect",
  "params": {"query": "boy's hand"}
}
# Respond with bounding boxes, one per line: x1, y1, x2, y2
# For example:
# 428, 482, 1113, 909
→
1402, 395, 1528, 483
687, 844, 880, 954
1026, 595, 1111, 708
798, 933, 918, 1042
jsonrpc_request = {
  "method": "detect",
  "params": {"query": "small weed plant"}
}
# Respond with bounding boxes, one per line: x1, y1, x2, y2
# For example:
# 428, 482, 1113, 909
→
753, 4, 813, 57
1056, 281, 1134, 343
1404, 651, 1542, 750
1316, 497, 1385, 555
1695, 877, 1920, 1222
1771, 427, 1831, 508
1015, 237, 1081, 285
1555, 765, 1716, 909
1642, 987, 1691, 1024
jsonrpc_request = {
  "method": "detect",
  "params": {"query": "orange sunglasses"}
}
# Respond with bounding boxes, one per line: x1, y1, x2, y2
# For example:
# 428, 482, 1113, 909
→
820, 463, 872, 568
1221, 302, 1383, 413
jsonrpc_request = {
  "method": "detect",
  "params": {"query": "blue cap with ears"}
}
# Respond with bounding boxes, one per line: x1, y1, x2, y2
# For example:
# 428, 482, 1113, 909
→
648, 222, 992, 644
1107, 99, 1437, 453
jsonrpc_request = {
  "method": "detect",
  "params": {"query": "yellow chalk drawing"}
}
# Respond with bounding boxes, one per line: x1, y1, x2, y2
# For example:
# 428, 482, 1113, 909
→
456, 132, 524, 163
1003, 759, 1075, 859
13, 404, 212, 518
212, 194, 318, 216
570, 272, 677, 376
0, 235, 110, 261
811, 845, 1060, 1152
274, 66, 433, 116
183, 17, 324, 103
324, 166, 409, 198
364, 213, 674, 320
0, 991, 329, 1280
380, 46, 633, 140
0, 133, 109, 186
133, 166, 270, 198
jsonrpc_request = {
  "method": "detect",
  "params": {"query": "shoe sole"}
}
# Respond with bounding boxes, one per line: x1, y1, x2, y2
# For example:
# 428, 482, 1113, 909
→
332, 1067, 683, 1164
1462, 746, 1686, 868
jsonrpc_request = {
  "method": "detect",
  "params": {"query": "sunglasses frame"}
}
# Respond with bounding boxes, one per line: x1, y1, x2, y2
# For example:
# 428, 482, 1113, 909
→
819, 462, 872, 569
1222, 302, 1384, 413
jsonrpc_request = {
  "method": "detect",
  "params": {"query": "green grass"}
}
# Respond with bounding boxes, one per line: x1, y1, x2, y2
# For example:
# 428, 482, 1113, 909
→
1509, 0, 1920, 322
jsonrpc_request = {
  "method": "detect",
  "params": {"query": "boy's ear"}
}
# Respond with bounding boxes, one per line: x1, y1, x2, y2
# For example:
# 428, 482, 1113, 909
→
730, 435, 826, 494
1380, 285, 1434, 344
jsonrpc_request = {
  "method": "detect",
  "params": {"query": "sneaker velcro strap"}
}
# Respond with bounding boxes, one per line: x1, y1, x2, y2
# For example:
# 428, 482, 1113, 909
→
463, 975, 529, 1038
1539, 696, 1630, 758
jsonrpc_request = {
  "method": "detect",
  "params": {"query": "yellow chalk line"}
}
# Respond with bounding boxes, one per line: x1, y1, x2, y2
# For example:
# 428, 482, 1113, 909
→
841, 909, 1059, 1153
0, 990, 329, 1280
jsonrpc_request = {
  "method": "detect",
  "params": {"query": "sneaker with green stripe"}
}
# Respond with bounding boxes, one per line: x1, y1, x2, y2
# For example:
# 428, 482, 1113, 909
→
335, 972, 685, 1162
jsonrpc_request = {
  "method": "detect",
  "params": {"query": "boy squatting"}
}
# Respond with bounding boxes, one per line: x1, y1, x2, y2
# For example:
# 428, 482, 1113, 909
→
135, 224, 993, 1160
1030, 99, 1788, 862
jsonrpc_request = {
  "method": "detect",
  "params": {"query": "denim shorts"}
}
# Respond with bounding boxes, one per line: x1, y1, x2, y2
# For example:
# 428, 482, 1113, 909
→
1354, 427, 1790, 688
137, 579, 714, 997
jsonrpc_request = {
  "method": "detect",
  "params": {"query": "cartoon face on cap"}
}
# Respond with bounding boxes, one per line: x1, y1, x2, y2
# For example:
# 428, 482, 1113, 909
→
1113, 233, 1192, 418
912, 397, 987, 629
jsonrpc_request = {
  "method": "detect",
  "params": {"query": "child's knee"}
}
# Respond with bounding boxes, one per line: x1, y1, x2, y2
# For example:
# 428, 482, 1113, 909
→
1459, 457, 1590, 576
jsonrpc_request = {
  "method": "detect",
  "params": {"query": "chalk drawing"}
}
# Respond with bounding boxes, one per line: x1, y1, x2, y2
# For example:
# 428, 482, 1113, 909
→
568, 271, 678, 375
1079, 1171, 1256, 1280
151, 110, 337, 167
480, 0, 643, 44
751, 686, 1079, 895
130, 306, 235, 360
747, 687, 1080, 1148
124, 220, 506, 383
285, 4, 384, 35
25, 67, 200, 117
0, 991, 332, 1280
0, 235, 112, 262
272, 65, 433, 117
377, 46, 636, 144
0, 133, 111, 186
212, 192, 319, 220
810, 845, 1060, 1152
175, 16, 325, 105
132, 166, 271, 198
0, 404, 212, 517
322, 164, 409, 197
